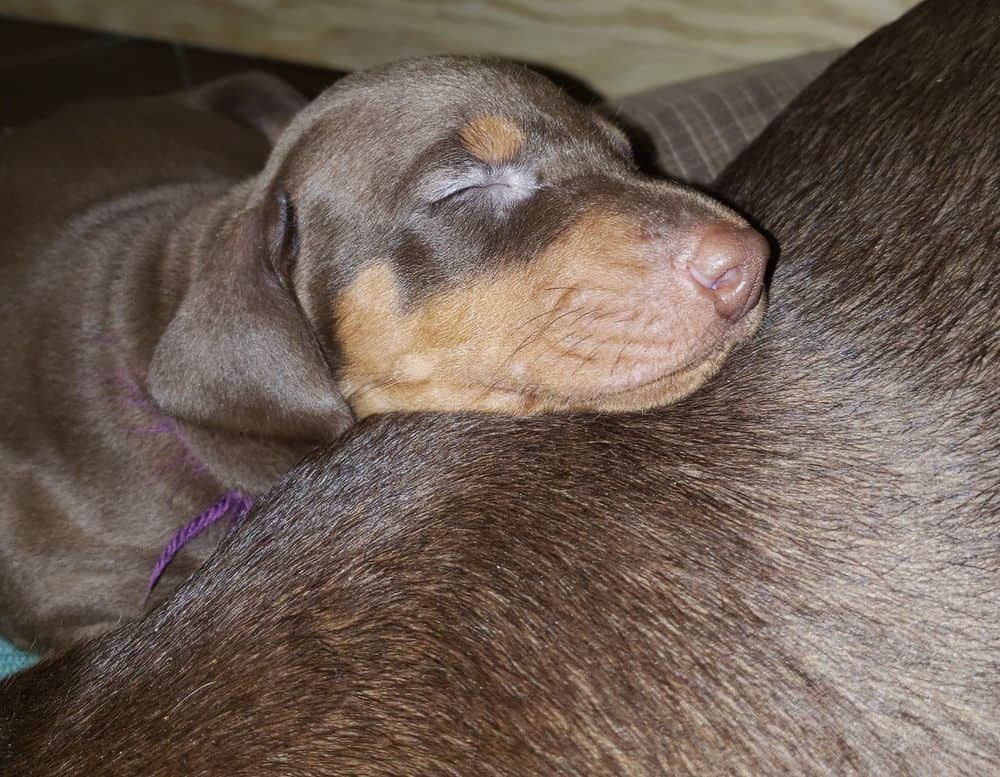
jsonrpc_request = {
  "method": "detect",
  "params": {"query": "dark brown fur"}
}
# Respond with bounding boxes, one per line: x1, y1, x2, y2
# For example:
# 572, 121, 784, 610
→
0, 62, 765, 651
2, 0, 998, 773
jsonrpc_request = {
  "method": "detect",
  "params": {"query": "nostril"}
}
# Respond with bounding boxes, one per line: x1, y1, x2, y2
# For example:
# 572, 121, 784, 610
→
690, 264, 742, 293
687, 224, 768, 320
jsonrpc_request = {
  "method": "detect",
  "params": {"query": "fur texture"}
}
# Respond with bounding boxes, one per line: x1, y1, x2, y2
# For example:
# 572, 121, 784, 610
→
1, 0, 997, 773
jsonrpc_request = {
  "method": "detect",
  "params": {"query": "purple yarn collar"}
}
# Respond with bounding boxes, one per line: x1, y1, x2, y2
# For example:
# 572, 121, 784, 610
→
146, 489, 252, 595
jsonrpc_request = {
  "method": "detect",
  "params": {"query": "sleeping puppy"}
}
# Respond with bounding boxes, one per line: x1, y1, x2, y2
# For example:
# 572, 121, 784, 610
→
0, 58, 767, 652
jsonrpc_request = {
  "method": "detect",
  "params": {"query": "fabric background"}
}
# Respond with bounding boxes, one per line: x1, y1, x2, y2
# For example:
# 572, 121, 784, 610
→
609, 50, 841, 185
0, 640, 37, 676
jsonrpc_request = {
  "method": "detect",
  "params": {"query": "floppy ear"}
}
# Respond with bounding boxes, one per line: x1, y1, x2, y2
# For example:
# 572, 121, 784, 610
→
180, 72, 308, 145
148, 187, 354, 442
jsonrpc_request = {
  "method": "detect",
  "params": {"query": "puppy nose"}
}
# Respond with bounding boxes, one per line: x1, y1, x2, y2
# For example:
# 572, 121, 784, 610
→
688, 224, 769, 319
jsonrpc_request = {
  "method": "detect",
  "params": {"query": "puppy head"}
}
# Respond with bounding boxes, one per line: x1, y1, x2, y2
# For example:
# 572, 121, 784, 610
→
151, 58, 767, 440
285, 58, 767, 416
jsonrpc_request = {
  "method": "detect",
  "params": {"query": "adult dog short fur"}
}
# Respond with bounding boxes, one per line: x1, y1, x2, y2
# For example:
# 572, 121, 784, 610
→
0, 61, 767, 651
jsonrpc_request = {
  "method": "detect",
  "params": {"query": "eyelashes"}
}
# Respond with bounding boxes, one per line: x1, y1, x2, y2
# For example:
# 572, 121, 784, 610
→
428, 169, 540, 211
435, 181, 513, 204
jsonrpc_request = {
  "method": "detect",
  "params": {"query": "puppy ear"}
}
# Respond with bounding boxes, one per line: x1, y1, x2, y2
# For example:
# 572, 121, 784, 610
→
180, 72, 307, 145
149, 187, 354, 442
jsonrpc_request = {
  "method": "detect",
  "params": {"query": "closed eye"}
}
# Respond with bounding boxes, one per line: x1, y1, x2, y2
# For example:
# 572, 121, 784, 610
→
429, 169, 539, 207
439, 181, 513, 201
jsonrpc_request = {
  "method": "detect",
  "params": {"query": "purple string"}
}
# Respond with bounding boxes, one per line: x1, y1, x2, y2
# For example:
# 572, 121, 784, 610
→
145, 489, 253, 596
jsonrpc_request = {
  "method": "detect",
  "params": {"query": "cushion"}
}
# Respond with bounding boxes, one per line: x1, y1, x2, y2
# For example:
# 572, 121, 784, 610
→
608, 50, 842, 184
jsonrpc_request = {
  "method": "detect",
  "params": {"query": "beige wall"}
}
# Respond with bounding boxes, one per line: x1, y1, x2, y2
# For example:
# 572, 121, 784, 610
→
0, 0, 919, 96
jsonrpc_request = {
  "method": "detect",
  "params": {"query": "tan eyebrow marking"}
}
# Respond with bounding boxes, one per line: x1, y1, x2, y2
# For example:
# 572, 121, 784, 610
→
458, 115, 525, 165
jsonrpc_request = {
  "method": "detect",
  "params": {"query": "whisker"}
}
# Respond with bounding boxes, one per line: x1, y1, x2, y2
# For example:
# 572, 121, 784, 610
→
345, 375, 404, 404
556, 308, 607, 343
570, 343, 603, 377
509, 287, 582, 335
610, 341, 629, 379
563, 306, 603, 330
513, 306, 562, 334
505, 305, 588, 364
560, 331, 594, 362
543, 285, 619, 295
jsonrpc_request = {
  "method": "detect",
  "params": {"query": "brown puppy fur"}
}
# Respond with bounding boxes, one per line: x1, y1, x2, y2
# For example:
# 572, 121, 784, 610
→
0, 62, 766, 652
2, 1, 996, 773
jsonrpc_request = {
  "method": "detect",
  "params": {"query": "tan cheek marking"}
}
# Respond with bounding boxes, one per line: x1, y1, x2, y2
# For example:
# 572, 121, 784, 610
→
458, 115, 525, 165
331, 211, 650, 417
331, 263, 413, 415
332, 262, 536, 417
